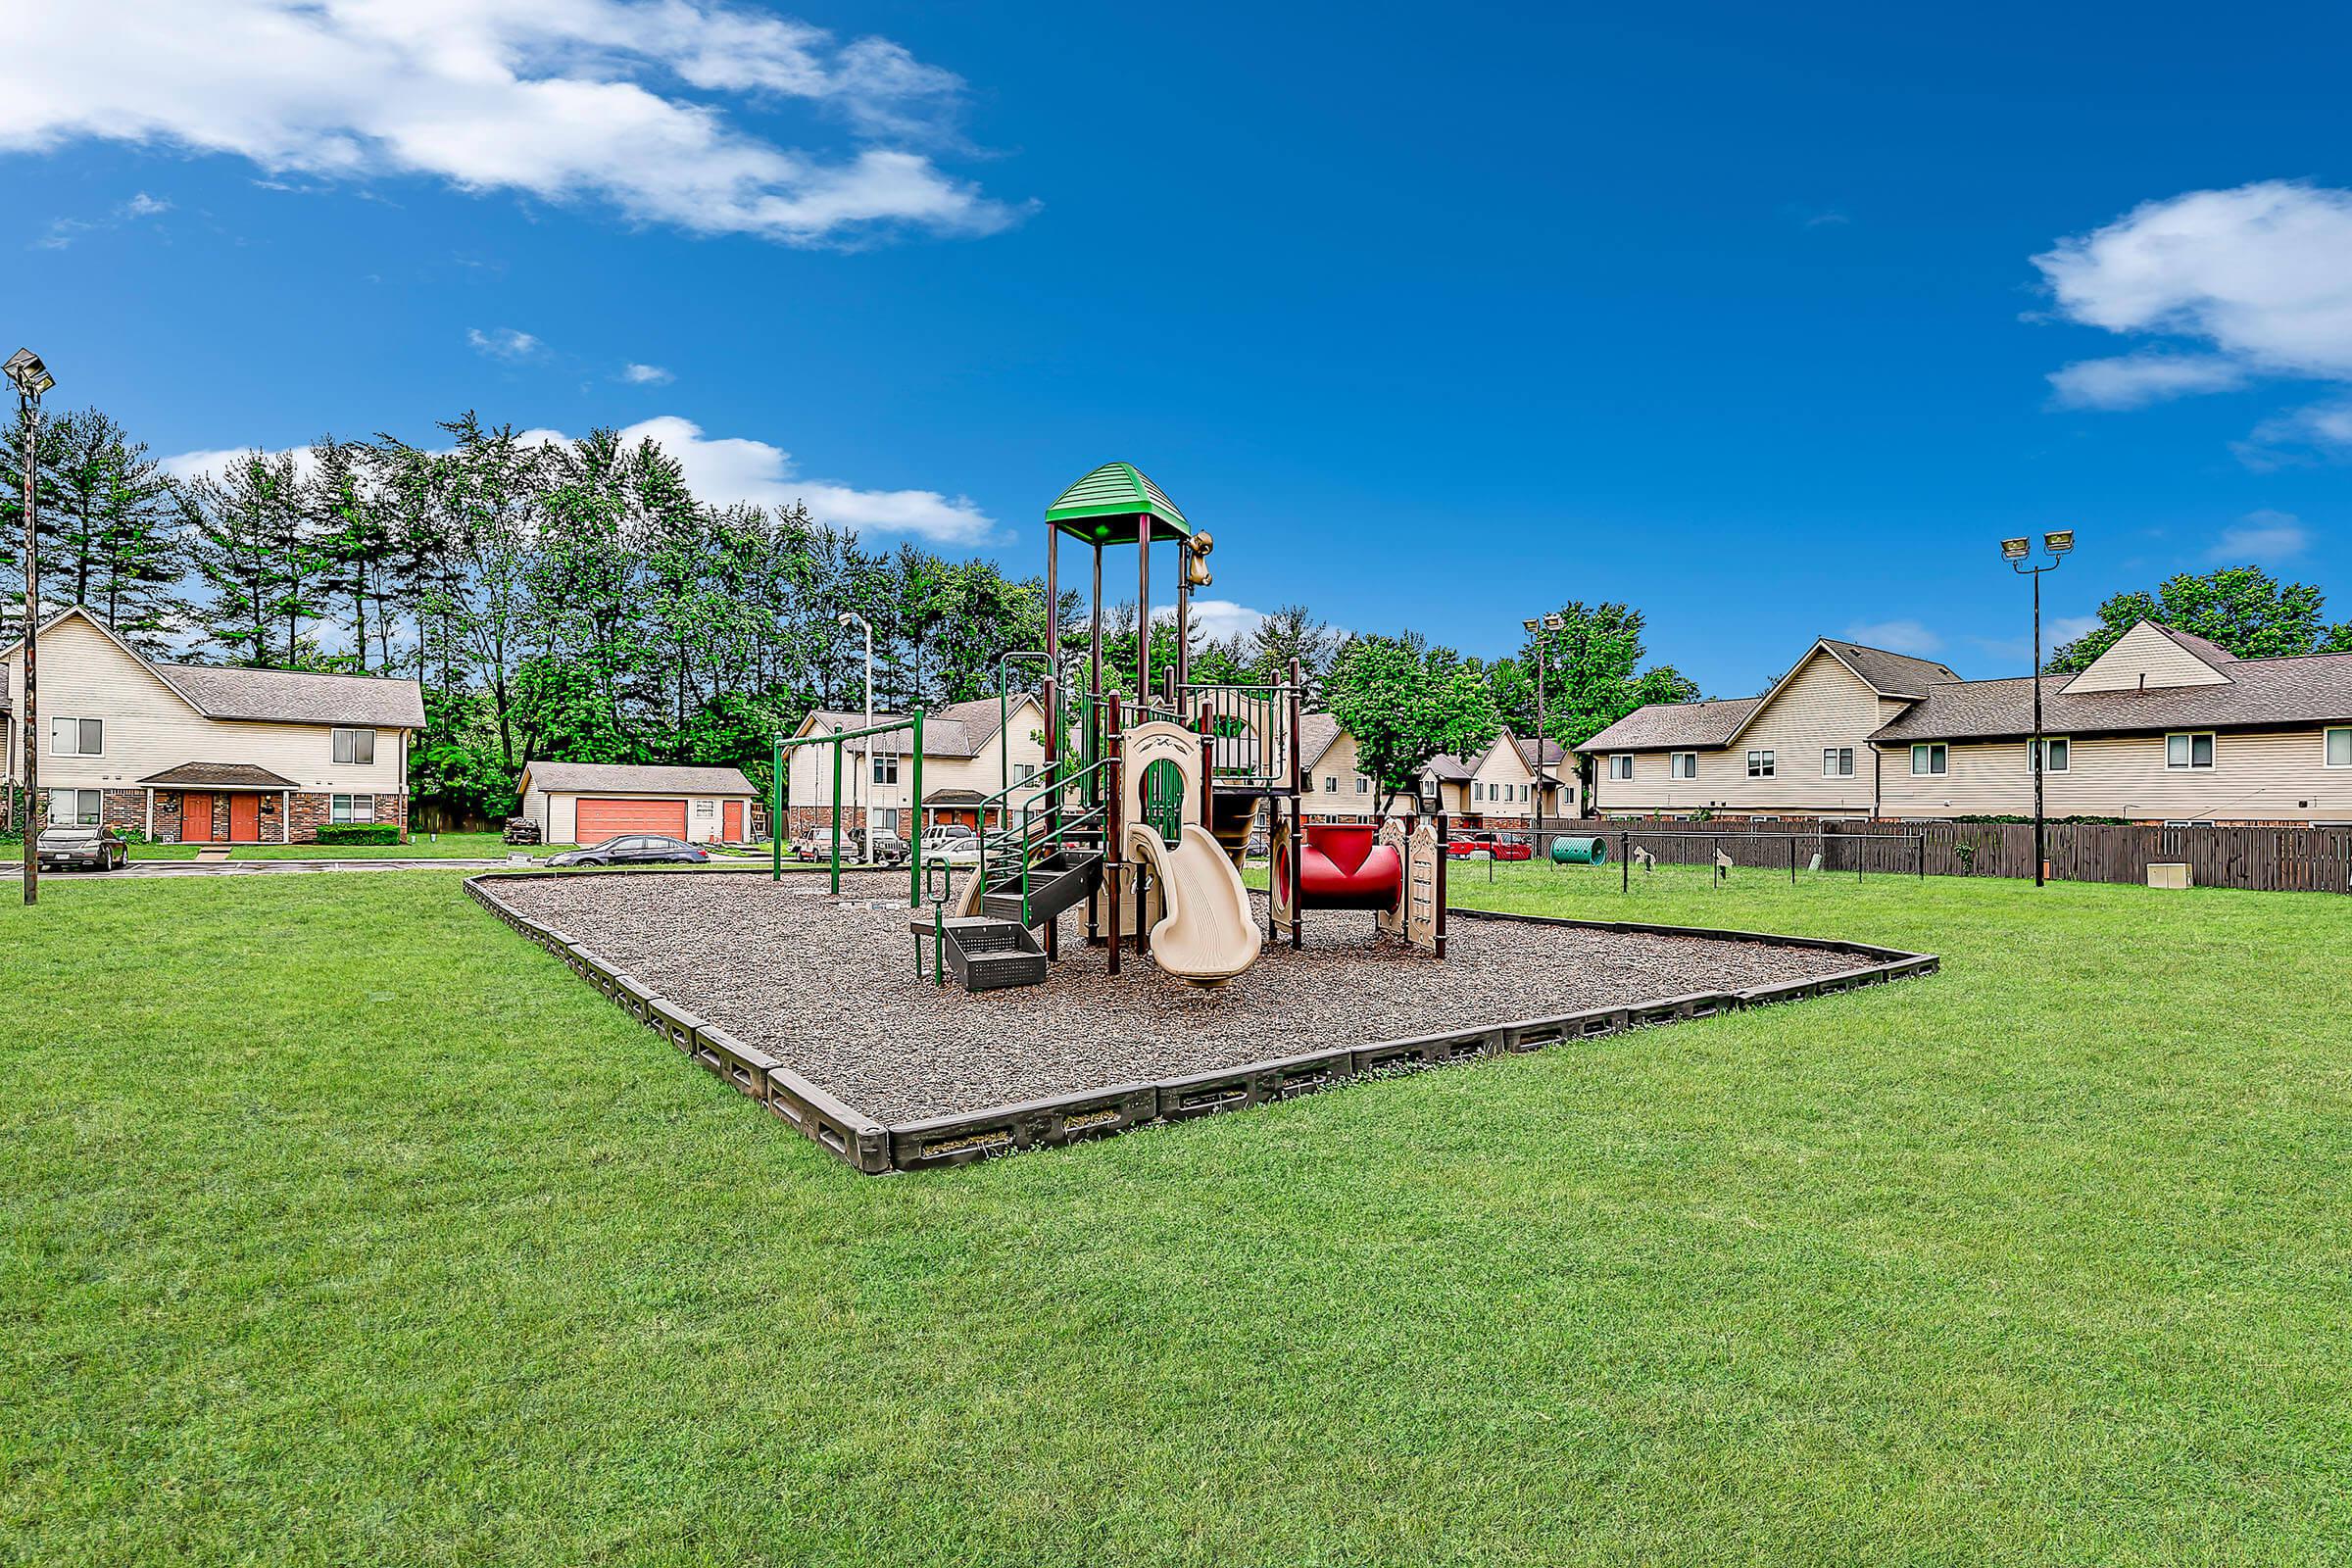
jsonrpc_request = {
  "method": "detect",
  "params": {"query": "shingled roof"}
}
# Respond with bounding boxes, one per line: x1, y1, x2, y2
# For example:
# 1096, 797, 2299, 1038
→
798, 694, 1038, 758
1815, 639, 1961, 697
1577, 697, 1762, 753
519, 761, 759, 796
1296, 711, 1342, 772
1872, 651, 2352, 742
153, 662, 426, 728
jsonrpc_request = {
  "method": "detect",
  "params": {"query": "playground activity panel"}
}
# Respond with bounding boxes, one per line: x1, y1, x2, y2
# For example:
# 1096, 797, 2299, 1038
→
474, 462, 1936, 1172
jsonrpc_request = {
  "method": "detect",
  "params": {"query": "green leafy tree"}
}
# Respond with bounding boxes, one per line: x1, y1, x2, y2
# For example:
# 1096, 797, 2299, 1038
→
184, 451, 303, 666
1493, 603, 1698, 805
2047, 566, 2352, 670
1324, 632, 1501, 810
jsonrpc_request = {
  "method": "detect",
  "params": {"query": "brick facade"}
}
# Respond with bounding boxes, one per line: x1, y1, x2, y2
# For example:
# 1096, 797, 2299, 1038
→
25, 786, 414, 843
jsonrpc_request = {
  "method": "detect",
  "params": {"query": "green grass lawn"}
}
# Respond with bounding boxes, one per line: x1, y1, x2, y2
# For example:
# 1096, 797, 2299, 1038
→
126, 830, 564, 860
5, 866, 2348, 1565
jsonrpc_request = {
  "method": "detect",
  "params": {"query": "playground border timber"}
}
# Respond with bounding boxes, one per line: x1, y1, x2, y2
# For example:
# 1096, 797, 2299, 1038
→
464, 868, 1938, 1175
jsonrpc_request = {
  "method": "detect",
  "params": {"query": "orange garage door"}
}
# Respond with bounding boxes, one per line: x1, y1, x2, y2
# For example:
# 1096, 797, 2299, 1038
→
574, 798, 689, 841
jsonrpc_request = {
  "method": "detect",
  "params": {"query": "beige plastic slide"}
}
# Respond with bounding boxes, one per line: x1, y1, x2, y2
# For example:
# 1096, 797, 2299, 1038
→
1127, 822, 1264, 987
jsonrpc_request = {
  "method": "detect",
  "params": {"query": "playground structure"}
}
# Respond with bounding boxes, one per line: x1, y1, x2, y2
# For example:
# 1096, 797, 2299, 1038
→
776, 461, 1446, 994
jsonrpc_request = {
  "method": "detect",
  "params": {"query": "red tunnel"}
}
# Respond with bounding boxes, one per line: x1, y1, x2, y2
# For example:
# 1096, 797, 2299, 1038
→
1287, 822, 1403, 913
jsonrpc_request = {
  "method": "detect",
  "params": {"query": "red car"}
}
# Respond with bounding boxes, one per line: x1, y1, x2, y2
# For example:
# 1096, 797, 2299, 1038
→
1489, 833, 1535, 861
1446, 829, 1494, 858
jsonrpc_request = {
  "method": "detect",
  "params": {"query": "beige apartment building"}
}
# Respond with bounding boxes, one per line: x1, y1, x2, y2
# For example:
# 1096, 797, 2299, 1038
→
1580, 622, 2352, 825
784, 694, 1049, 839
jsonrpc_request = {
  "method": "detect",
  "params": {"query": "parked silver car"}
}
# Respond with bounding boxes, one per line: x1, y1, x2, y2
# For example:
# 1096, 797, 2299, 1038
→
38, 824, 129, 871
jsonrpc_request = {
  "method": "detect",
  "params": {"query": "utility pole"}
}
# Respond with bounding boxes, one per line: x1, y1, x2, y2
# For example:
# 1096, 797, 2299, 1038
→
1521, 612, 1566, 850
2001, 531, 2074, 888
7, 350, 53, 906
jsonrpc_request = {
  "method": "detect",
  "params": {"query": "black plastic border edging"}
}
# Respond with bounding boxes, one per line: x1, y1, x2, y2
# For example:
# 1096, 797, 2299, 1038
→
464, 871, 1938, 1177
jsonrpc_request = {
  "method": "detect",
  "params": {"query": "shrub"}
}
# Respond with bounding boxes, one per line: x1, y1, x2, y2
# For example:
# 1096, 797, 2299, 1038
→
315, 823, 401, 846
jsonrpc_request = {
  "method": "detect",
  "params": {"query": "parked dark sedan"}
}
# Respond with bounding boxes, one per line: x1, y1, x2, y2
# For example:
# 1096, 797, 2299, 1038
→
38, 824, 128, 871
546, 833, 710, 867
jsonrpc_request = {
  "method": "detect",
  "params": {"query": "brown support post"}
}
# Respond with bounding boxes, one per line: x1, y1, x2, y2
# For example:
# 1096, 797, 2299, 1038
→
1289, 792, 1303, 949
1176, 556, 1191, 693
1434, 811, 1449, 959
1136, 513, 1152, 703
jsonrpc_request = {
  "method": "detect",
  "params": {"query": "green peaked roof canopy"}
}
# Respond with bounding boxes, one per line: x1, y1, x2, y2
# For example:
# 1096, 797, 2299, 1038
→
1045, 462, 1193, 543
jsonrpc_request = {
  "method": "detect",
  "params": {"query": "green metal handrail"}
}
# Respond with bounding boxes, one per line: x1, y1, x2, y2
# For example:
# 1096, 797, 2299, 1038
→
973, 751, 1111, 925
772, 711, 924, 901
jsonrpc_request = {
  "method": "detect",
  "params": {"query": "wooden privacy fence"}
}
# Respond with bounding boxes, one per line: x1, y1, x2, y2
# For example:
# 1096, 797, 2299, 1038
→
1536, 818, 2352, 894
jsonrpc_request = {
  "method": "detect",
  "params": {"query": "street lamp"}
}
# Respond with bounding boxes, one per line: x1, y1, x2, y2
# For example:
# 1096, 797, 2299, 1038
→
2003, 530, 2073, 888
7, 348, 53, 906
1522, 611, 1566, 846
838, 611, 874, 847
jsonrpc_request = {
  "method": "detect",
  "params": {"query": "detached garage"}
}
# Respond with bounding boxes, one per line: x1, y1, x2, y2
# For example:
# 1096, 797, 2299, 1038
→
517, 760, 763, 847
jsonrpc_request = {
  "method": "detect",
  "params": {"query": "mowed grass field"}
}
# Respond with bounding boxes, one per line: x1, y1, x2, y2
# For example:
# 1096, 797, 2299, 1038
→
5, 864, 2349, 1565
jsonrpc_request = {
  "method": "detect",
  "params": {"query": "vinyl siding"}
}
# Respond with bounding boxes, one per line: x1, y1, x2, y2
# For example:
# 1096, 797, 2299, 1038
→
1881, 727, 2352, 822
2059, 622, 2231, 693
4, 615, 407, 797
546, 791, 750, 844
1305, 730, 1414, 817
1589, 651, 1885, 815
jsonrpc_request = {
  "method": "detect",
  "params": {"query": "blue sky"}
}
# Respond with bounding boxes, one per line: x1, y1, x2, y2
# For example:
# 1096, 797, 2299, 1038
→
4, 2, 2349, 697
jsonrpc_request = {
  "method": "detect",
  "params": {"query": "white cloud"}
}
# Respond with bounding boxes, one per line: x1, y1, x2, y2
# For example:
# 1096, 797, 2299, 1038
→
0, 1, 1026, 248
1842, 619, 1943, 656
466, 326, 541, 360
2047, 352, 2247, 410
619, 362, 673, 385
159, 444, 322, 486
585, 416, 993, 544
121, 191, 170, 218
2208, 508, 2310, 564
2234, 398, 2352, 467
161, 414, 996, 545
31, 188, 174, 248
2035, 182, 2352, 456
1148, 599, 1268, 643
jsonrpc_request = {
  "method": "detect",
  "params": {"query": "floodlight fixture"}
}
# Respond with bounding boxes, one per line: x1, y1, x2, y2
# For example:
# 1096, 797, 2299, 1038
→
2043, 529, 2074, 556
3, 349, 51, 397
2000, 537, 2031, 561
1522, 618, 1540, 634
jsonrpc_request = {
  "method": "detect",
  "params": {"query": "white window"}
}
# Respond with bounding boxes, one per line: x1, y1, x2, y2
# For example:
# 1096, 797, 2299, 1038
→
1822, 747, 1854, 777
1323, 775, 1338, 793
2166, 732, 2214, 770
877, 808, 900, 833
1746, 750, 1775, 778
694, 799, 715, 818
2327, 728, 2350, 767
872, 752, 899, 785
1473, 781, 1485, 801
1910, 743, 1947, 776
48, 788, 103, 825
1608, 756, 1634, 780
50, 717, 103, 757
2032, 736, 2069, 772
1355, 776, 1369, 794
332, 727, 375, 765
1017, 762, 1038, 782
1669, 752, 1695, 779
330, 794, 375, 823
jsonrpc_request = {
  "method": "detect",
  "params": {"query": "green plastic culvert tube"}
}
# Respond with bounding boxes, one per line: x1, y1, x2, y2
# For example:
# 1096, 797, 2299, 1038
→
1550, 835, 1609, 865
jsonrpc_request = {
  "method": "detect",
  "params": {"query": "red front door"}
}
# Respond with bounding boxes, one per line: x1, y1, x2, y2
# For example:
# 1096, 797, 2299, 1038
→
227, 794, 262, 843
181, 792, 215, 842
722, 801, 745, 841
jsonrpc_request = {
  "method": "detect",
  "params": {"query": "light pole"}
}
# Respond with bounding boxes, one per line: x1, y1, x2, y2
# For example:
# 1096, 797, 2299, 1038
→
7, 349, 53, 906
838, 611, 873, 846
2000, 530, 2073, 888
1521, 612, 1565, 848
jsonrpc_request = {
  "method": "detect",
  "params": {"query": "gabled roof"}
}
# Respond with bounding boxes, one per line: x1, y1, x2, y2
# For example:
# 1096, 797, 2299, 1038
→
1044, 462, 1193, 543
2149, 622, 2240, 668
1297, 711, 1343, 773
1578, 697, 1762, 753
137, 761, 302, 789
1814, 639, 1960, 698
519, 761, 759, 797
1872, 649, 2352, 742
1421, 753, 1478, 783
793, 693, 1041, 759
3, 605, 424, 728
1507, 733, 1570, 770
154, 662, 426, 728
